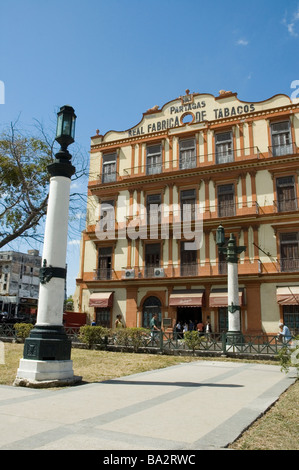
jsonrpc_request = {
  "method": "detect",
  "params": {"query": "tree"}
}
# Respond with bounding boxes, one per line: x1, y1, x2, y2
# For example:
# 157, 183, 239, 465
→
277, 335, 299, 377
0, 119, 88, 249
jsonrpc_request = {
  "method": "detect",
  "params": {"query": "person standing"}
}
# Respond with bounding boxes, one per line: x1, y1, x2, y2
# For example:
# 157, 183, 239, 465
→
205, 320, 212, 340
115, 314, 124, 328
197, 320, 204, 336
278, 322, 292, 344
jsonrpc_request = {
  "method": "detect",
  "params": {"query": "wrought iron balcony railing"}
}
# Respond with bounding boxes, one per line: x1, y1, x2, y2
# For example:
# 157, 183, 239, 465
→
122, 146, 262, 178
268, 142, 297, 157
94, 268, 112, 280
273, 197, 298, 213
280, 258, 299, 272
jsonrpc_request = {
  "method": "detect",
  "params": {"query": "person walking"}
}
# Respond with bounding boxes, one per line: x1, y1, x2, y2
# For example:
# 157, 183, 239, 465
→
150, 313, 160, 344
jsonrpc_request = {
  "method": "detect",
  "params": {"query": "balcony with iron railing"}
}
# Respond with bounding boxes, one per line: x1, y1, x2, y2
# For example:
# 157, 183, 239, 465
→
94, 268, 113, 281
88, 195, 299, 243
90, 256, 299, 283
273, 197, 298, 213
88, 142, 299, 190
98, 171, 119, 184
120, 260, 260, 280
268, 142, 297, 158
122, 146, 263, 179
125, 200, 261, 227
280, 258, 299, 272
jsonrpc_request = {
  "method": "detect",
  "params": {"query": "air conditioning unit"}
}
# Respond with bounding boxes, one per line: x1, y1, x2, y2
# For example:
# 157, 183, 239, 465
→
154, 268, 165, 278
124, 269, 135, 279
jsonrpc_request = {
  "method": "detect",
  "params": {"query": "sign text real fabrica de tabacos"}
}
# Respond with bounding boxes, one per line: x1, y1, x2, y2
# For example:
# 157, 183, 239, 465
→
128, 101, 256, 137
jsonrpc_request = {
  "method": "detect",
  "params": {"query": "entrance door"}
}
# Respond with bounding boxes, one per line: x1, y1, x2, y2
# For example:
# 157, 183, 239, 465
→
142, 296, 162, 328
177, 307, 202, 327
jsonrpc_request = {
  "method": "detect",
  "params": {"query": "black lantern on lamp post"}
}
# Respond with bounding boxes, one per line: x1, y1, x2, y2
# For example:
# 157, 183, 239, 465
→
216, 224, 225, 247
56, 105, 76, 148
48, 105, 76, 179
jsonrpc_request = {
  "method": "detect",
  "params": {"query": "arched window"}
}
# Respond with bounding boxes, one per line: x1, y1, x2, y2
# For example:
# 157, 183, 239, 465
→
142, 296, 162, 329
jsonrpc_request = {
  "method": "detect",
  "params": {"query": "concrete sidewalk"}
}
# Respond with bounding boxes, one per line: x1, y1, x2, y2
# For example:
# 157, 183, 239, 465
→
0, 360, 296, 450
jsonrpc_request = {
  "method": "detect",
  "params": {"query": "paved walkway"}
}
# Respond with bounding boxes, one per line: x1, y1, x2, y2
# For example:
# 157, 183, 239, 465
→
0, 360, 296, 450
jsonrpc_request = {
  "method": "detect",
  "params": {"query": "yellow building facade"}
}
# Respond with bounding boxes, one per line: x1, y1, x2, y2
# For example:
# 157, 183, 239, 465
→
74, 90, 299, 336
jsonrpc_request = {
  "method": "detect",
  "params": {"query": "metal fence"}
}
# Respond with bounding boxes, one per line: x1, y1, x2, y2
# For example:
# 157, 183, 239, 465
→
1, 324, 294, 358
69, 328, 293, 358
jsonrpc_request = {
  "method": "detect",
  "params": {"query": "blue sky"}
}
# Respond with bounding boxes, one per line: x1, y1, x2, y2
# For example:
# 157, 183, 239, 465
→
1, 0, 299, 296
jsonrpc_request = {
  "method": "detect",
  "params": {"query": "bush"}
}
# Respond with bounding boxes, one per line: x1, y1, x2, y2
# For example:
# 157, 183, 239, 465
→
114, 327, 150, 352
14, 323, 34, 341
183, 330, 206, 354
277, 335, 299, 377
79, 325, 110, 348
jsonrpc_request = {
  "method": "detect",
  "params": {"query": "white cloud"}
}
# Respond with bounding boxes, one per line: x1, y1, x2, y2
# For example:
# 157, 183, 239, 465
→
283, 6, 299, 37
68, 239, 81, 246
236, 39, 249, 46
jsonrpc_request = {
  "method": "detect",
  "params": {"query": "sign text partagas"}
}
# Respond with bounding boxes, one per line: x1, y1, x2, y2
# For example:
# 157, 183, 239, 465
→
128, 98, 255, 137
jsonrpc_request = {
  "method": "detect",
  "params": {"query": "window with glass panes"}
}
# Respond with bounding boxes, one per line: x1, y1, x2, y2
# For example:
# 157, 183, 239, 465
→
180, 241, 197, 276
280, 232, 299, 272
145, 243, 160, 277
218, 237, 229, 274
146, 144, 162, 175
96, 308, 111, 328
271, 121, 292, 156
99, 200, 115, 231
97, 246, 113, 280
217, 184, 235, 217
180, 189, 196, 221
179, 138, 196, 169
283, 305, 299, 332
102, 153, 117, 183
218, 307, 228, 332
215, 132, 234, 164
146, 194, 161, 225
276, 176, 297, 212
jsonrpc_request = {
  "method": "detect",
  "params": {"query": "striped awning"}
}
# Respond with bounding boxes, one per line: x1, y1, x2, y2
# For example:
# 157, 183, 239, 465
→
209, 289, 244, 308
276, 286, 299, 305
169, 290, 204, 307
89, 292, 113, 308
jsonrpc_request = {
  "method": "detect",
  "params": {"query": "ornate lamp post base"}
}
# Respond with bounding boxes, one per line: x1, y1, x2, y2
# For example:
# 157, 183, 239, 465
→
14, 325, 82, 387
226, 330, 245, 346
14, 359, 81, 388
23, 325, 71, 361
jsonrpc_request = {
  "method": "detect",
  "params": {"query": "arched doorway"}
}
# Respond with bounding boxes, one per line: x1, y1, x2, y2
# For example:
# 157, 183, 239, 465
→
142, 296, 162, 329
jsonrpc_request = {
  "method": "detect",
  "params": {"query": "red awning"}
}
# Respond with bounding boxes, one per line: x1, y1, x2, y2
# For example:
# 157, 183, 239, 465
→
209, 289, 244, 308
169, 290, 204, 307
89, 292, 113, 308
276, 287, 299, 305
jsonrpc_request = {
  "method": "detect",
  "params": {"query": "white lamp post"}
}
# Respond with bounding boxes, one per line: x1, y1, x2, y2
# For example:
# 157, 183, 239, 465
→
15, 106, 81, 387
216, 225, 246, 343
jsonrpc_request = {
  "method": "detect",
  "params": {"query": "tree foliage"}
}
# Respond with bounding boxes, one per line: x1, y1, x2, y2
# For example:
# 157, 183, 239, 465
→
0, 119, 88, 249
277, 335, 299, 377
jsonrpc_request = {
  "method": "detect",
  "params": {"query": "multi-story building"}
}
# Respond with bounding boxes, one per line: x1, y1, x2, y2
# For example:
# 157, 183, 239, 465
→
74, 89, 299, 335
0, 249, 41, 317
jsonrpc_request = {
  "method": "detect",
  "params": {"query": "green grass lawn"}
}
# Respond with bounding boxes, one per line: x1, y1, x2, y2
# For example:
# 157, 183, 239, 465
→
1, 343, 298, 450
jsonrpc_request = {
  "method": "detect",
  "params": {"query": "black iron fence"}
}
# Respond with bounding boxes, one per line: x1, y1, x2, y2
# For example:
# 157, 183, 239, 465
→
1, 324, 294, 358
68, 328, 293, 357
